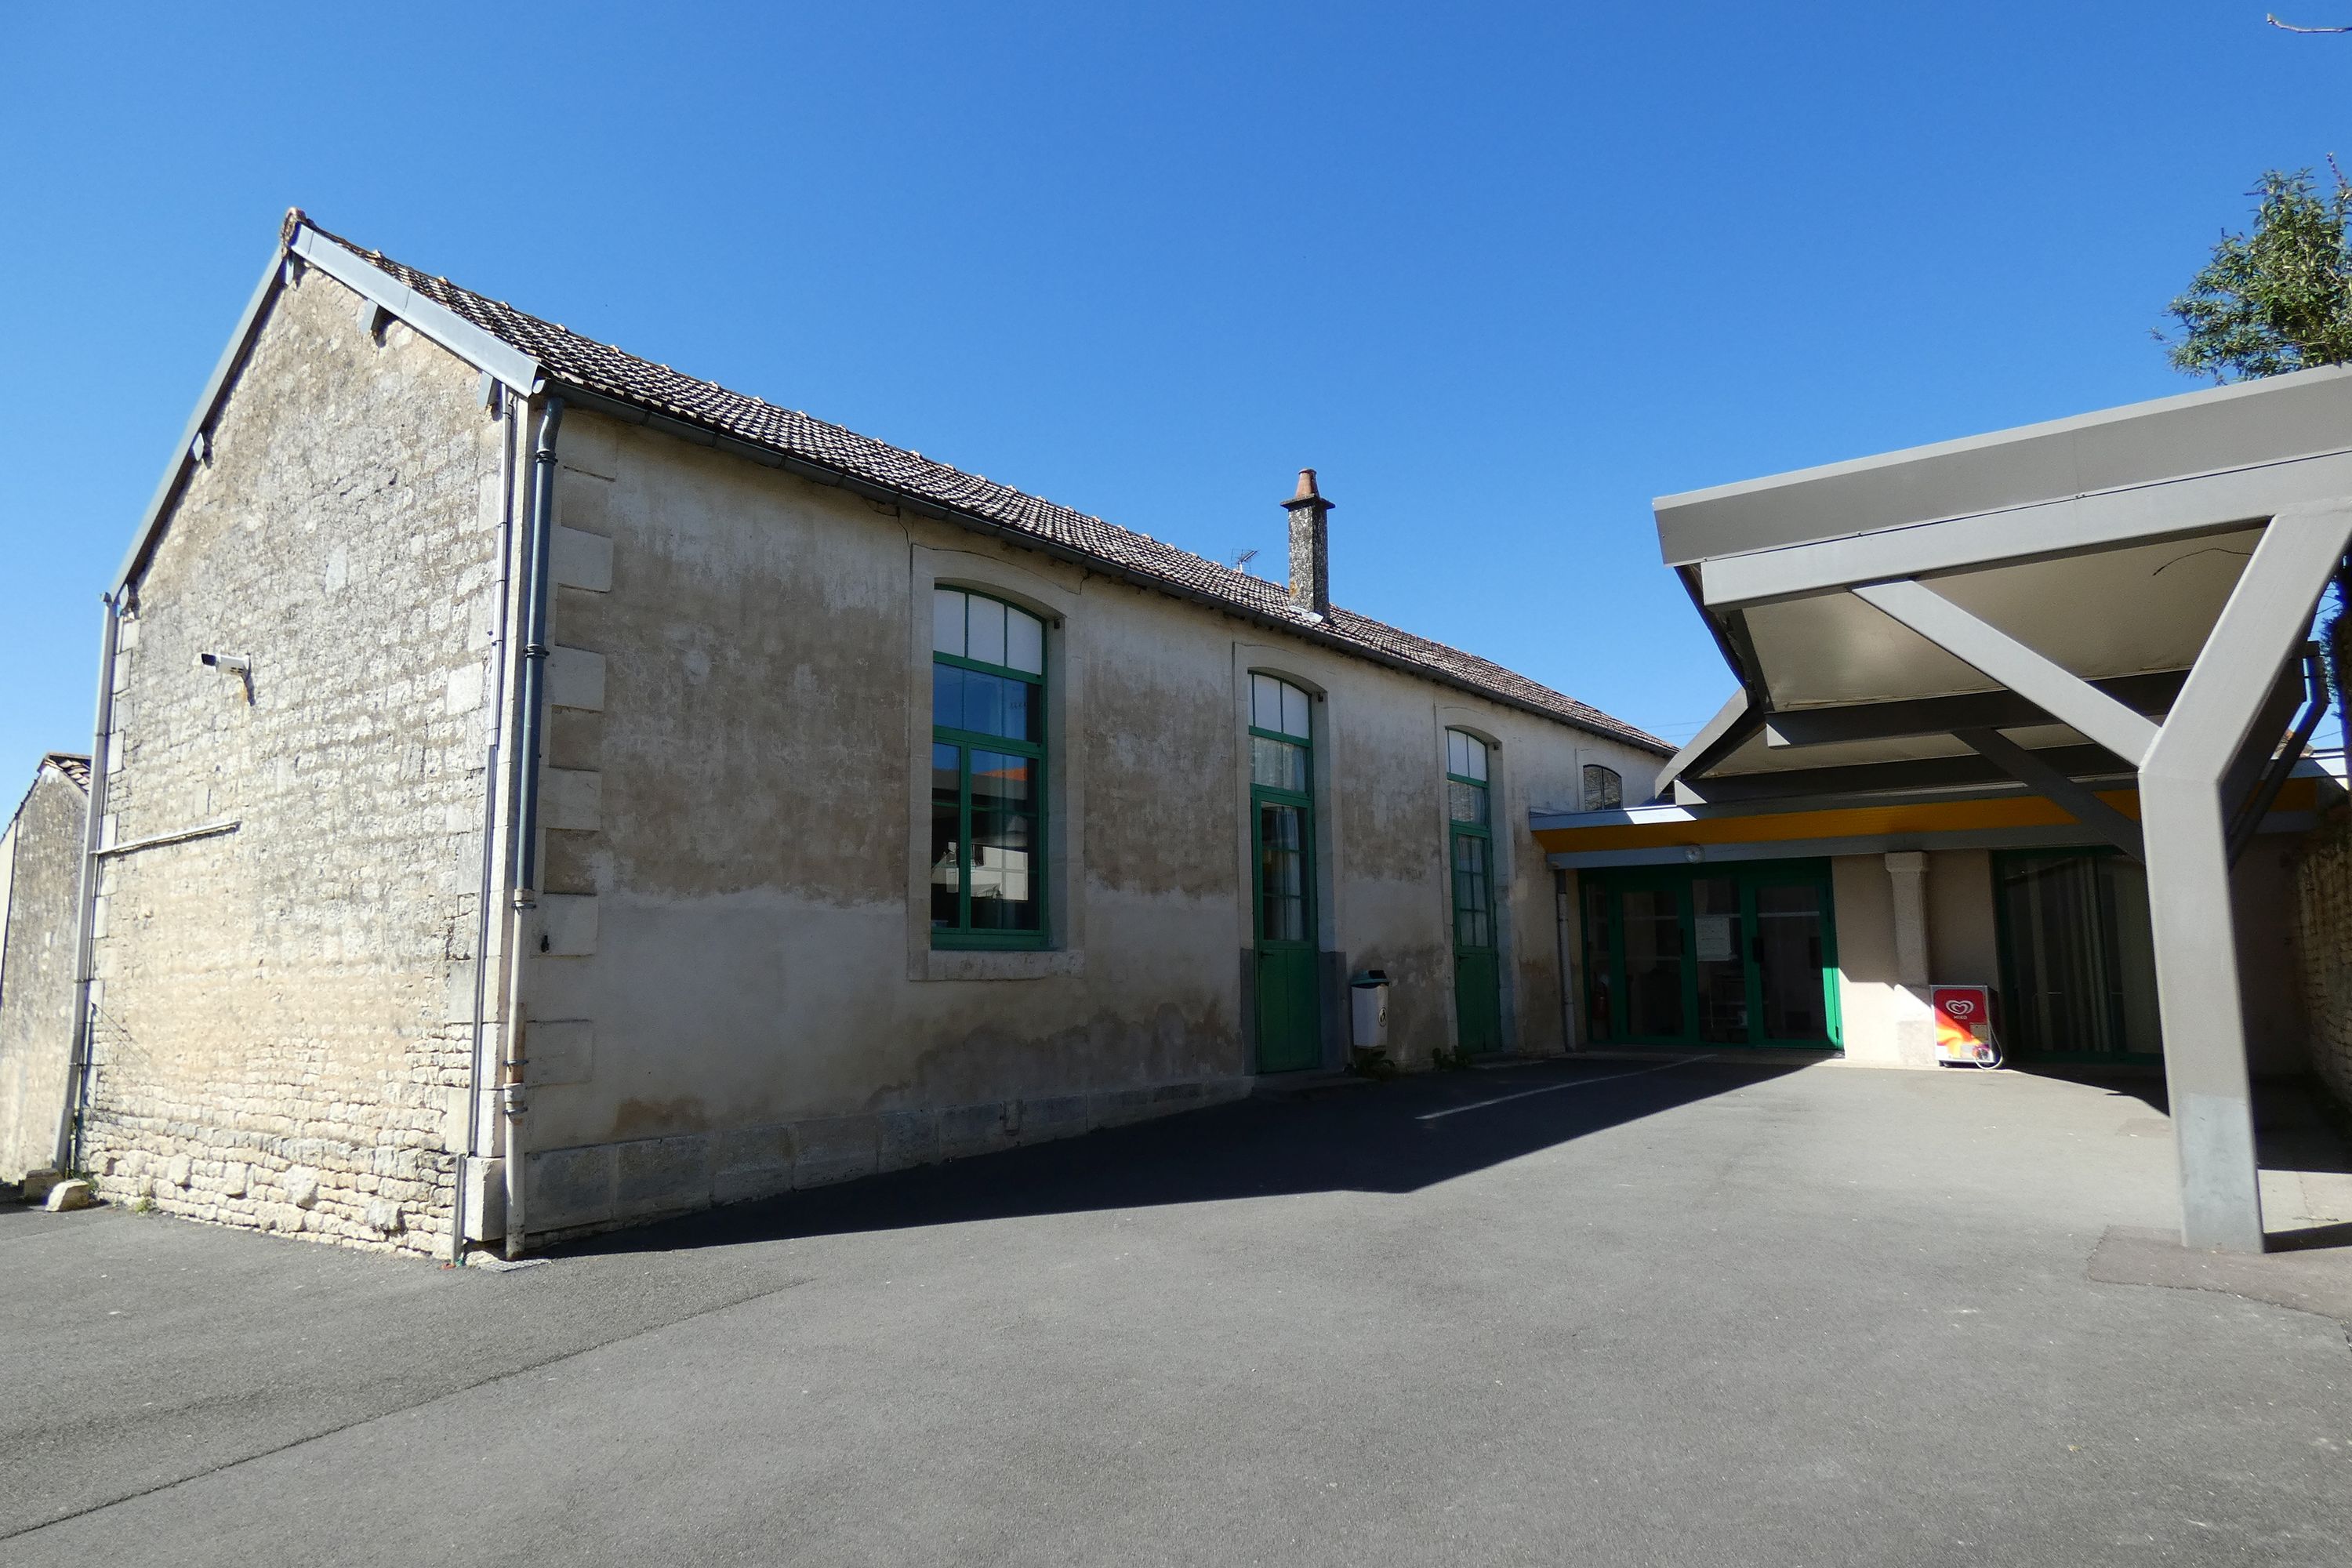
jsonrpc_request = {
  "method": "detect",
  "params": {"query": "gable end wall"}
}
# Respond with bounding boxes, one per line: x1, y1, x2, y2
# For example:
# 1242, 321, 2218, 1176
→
81, 264, 512, 1255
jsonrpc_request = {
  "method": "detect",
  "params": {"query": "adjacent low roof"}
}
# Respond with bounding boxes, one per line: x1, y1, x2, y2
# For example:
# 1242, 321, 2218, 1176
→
1644, 363, 2352, 804
268, 219, 1662, 753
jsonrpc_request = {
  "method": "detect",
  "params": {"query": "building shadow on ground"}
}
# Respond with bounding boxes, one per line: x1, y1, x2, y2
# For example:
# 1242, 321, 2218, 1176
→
2004, 1062, 2352, 1250
549, 1056, 1801, 1258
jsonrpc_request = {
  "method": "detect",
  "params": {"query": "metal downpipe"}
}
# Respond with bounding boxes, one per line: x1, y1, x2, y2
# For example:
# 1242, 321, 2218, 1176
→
53, 593, 121, 1174
499, 396, 561, 1258
451, 390, 521, 1263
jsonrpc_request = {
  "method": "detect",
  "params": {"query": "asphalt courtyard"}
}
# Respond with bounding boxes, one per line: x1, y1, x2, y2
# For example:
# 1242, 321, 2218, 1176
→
5, 1057, 2351, 1567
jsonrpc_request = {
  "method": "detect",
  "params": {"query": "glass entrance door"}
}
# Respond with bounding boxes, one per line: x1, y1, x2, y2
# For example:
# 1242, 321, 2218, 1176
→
1580, 861, 1840, 1050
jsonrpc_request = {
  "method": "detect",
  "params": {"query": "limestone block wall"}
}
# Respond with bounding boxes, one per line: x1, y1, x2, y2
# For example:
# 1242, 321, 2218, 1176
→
2292, 804, 2352, 1110
79, 264, 510, 1256
0, 760, 89, 1181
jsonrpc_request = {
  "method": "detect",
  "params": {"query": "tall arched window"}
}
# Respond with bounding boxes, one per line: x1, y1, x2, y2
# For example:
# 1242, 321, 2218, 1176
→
931, 589, 1045, 946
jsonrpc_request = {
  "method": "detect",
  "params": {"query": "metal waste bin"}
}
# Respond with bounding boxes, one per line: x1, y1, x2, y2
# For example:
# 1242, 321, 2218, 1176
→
1350, 970, 1391, 1051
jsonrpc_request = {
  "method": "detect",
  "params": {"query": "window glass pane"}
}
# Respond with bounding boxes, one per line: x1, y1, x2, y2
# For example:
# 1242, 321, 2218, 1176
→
1693, 877, 1747, 1044
1283, 682, 1310, 741
1448, 731, 1487, 782
968, 596, 1007, 667
1621, 886, 1686, 1038
1755, 882, 1827, 1042
1448, 779, 1487, 826
1005, 607, 1044, 675
1258, 802, 1307, 942
1453, 834, 1494, 949
934, 666, 1038, 742
931, 743, 963, 927
1251, 673, 1279, 731
1251, 735, 1306, 793
932, 663, 962, 731
1584, 764, 1622, 811
970, 751, 1038, 930
1446, 731, 1467, 778
1582, 883, 1614, 1041
933, 589, 967, 656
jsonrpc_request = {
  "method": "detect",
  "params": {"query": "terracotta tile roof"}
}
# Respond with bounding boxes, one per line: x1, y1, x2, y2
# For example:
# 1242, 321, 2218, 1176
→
301, 222, 1666, 753
43, 753, 91, 791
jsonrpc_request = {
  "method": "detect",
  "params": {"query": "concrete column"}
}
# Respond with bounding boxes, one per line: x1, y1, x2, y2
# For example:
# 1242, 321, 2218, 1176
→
1885, 851, 1929, 986
2141, 499, 2352, 1253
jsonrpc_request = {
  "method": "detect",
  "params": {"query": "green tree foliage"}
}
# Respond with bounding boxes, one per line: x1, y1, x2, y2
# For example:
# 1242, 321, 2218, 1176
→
2163, 169, 2352, 383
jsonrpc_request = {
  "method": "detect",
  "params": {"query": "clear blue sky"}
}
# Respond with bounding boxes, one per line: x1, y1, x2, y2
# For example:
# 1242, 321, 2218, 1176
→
3, 3, 2345, 775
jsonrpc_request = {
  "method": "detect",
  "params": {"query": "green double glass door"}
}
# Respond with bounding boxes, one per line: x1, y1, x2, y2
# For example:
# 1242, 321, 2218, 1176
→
1580, 860, 1840, 1049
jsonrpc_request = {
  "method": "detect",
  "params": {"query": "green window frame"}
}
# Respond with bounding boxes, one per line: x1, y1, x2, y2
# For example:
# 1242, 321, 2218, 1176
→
930, 588, 1047, 949
1577, 860, 1842, 1051
1444, 729, 1495, 950
1248, 673, 1316, 947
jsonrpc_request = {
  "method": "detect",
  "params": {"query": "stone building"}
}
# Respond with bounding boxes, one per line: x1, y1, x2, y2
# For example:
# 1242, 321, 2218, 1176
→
70, 212, 1664, 1257
0, 753, 89, 1183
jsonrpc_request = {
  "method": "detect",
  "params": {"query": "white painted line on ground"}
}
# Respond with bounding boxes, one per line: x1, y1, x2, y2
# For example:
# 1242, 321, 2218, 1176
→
1416, 1055, 1717, 1122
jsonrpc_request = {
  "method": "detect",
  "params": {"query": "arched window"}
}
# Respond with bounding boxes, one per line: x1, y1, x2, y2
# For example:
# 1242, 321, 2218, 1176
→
1583, 764, 1622, 812
931, 589, 1045, 946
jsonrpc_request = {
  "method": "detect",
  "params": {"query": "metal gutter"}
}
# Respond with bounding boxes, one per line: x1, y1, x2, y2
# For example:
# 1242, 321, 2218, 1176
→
510, 399, 562, 898
287, 226, 540, 395
553, 383, 1669, 756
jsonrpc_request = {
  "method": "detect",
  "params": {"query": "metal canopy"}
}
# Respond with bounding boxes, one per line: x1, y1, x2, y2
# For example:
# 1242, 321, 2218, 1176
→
1634, 369, 2352, 1255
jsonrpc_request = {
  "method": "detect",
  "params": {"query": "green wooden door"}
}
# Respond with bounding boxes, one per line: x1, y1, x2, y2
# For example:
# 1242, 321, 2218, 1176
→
1254, 800, 1320, 1072
1250, 676, 1320, 1073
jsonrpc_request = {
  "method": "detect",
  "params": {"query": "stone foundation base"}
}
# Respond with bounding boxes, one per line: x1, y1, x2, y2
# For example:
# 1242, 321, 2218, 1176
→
516, 1076, 1252, 1244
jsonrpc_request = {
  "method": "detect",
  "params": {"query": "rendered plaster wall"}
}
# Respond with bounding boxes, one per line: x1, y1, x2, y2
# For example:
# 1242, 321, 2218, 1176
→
0, 763, 87, 1180
513, 408, 1653, 1238
79, 265, 507, 1255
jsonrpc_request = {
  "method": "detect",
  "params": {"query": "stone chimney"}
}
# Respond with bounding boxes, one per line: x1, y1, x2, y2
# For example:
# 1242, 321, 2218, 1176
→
1282, 469, 1334, 617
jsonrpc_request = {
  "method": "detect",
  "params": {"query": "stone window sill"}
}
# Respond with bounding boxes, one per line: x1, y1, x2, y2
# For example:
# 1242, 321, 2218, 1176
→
924, 948, 1084, 982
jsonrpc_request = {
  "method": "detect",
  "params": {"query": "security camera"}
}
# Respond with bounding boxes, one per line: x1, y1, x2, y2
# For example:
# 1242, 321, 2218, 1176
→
198, 652, 252, 673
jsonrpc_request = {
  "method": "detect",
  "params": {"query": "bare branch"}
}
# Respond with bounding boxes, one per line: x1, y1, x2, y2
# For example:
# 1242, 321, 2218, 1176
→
2268, 13, 2352, 31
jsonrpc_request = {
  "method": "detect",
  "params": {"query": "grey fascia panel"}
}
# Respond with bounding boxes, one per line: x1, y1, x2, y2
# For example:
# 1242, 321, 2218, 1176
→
1699, 448, 2352, 608
112, 245, 287, 592
1548, 822, 2123, 869
289, 227, 540, 394
1656, 362, 2352, 568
